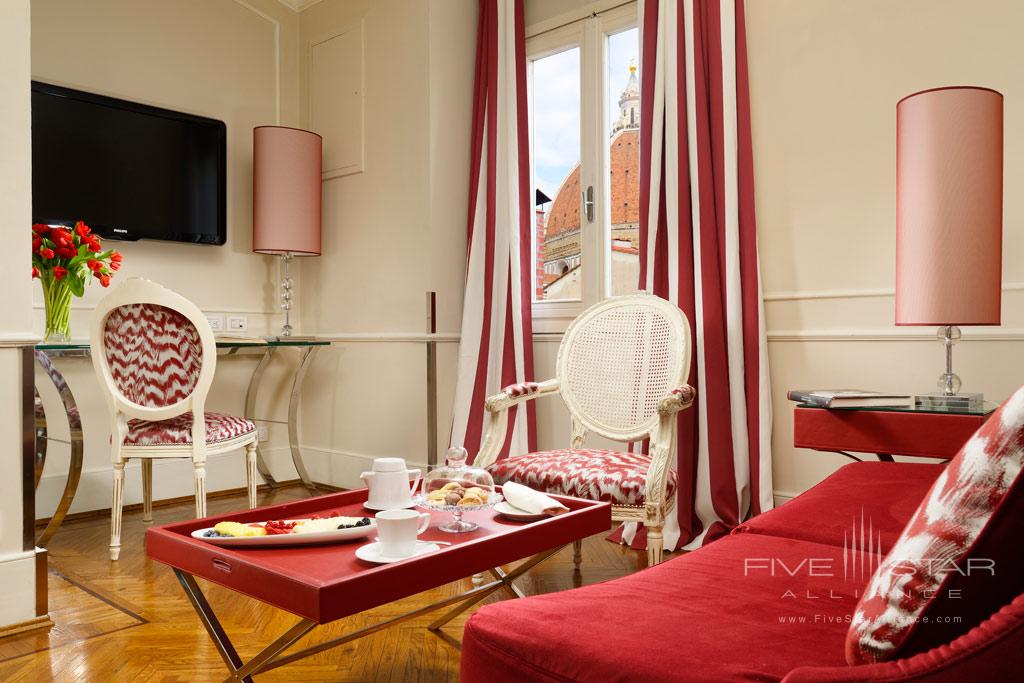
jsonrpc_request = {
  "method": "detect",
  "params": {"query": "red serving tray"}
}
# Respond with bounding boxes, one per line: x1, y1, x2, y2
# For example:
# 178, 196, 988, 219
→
794, 406, 990, 459
146, 488, 610, 624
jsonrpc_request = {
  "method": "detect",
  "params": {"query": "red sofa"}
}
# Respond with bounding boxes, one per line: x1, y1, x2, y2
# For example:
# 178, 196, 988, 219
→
461, 462, 1024, 681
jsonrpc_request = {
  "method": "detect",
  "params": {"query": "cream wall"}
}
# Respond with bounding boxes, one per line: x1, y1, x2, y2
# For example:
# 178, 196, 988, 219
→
0, 0, 39, 629
294, 0, 475, 483
30, 0, 304, 517
745, 0, 1024, 500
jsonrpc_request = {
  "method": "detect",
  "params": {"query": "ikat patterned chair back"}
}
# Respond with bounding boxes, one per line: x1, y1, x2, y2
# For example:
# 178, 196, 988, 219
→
556, 293, 691, 442
102, 303, 204, 409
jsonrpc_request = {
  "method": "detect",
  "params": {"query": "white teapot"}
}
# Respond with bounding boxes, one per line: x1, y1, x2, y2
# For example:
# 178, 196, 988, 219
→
360, 458, 421, 510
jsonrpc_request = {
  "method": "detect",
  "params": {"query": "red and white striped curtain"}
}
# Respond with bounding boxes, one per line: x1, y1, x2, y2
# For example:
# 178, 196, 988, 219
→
634, 0, 772, 550
451, 0, 537, 462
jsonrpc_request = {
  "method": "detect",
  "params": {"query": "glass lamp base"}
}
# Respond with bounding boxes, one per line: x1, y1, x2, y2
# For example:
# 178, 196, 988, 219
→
916, 392, 985, 412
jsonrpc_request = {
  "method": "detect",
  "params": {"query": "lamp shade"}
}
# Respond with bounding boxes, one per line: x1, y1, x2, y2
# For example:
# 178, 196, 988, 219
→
253, 126, 322, 256
895, 86, 1003, 326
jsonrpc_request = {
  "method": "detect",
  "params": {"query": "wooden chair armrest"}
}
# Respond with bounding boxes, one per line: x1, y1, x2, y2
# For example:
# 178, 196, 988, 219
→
484, 379, 560, 413
657, 385, 696, 416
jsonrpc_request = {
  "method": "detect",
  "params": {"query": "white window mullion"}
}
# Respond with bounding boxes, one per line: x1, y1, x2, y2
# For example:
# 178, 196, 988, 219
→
579, 16, 603, 309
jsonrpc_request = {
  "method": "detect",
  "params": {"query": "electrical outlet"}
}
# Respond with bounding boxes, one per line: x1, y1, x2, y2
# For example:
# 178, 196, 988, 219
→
205, 314, 224, 332
257, 426, 269, 442
227, 315, 248, 332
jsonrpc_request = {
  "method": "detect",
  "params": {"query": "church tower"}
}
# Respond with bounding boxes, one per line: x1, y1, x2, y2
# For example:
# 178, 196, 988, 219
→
613, 64, 640, 133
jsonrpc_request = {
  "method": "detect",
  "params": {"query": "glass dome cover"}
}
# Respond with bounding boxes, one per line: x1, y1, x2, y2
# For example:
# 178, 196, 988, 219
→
417, 447, 501, 532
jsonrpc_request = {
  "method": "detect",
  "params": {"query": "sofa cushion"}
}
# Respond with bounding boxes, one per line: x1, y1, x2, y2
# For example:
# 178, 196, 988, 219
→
734, 462, 943, 554
487, 449, 676, 506
462, 534, 867, 683
847, 385, 1024, 664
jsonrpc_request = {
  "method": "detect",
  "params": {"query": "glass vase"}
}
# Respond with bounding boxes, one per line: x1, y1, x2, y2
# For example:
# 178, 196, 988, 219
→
41, 278, 73, 343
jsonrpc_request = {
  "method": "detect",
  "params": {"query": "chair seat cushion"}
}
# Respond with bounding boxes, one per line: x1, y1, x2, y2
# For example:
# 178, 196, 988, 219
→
124, 412, 256, 447
734, 461, 944, 555
461, 534, 861, 683
487, 449, 676, 506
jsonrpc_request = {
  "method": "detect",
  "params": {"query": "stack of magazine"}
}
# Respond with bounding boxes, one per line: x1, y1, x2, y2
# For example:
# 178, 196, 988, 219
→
787, 390, 914, 409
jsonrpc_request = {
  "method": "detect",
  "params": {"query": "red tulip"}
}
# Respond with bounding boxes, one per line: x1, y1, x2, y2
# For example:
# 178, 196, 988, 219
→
32, 236, 42, 251
52, 229, 73, 247
57, 246, 76, 259
39, 248, 55, 259
110, 251, 123, 262
53, 266, 68, 280
99, 274, 111, 287
31, 266, 39, 279
109, 260, 122, 271
87, 259, 103, 272
74, 221, 91, 236
86, 239, 101, 253
32, 223, 51, 236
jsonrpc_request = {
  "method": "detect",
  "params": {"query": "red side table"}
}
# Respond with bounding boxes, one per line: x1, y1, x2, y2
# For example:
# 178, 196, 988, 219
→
793, 404, 994, 462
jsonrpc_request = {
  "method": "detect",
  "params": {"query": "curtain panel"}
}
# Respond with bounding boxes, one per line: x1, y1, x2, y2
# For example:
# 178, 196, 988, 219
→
451, 0, 537, 462
629, 0, 773, 551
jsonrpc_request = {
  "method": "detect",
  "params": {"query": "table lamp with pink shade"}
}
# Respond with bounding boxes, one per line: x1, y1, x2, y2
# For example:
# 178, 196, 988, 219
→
253, 126, 323, 337
896, 86, 1003, 410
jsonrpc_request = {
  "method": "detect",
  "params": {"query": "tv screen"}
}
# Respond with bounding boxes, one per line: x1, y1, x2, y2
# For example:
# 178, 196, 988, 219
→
31, 81, 226, 245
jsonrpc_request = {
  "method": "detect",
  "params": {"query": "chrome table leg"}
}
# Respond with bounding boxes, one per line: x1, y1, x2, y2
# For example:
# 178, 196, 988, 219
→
288, 346, 319, 493
34, 350, 85, 548
243, 347, 278, 487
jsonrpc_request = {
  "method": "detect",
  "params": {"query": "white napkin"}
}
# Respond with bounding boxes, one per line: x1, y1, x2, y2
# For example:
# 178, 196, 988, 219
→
502, 482, 569, 516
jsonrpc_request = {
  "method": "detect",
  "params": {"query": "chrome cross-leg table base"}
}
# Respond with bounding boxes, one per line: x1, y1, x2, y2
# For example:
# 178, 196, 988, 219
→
242, 345, 321, 494
174, 546, 563, 681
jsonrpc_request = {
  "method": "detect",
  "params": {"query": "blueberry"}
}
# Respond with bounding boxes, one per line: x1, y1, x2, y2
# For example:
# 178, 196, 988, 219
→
203, 530, 221, 537
357, 518, 370, 526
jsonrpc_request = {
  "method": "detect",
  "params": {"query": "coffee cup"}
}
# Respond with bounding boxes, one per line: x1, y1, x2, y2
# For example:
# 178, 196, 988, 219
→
375, 509, 431, 558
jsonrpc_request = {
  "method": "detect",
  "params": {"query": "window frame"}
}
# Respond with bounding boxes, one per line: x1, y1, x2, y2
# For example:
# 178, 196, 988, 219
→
526, 3, 640, 333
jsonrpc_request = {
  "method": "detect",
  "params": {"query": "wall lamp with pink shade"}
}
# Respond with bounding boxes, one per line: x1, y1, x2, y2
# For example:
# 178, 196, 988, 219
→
253, 126, 323, 337
896, 86, 1003, 409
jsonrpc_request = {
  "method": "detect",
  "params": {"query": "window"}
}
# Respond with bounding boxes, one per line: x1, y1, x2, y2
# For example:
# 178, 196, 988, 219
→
527, 4, 639, 326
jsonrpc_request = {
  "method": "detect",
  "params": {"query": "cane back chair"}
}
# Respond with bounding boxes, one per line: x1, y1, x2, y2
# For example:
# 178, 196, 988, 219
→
91, 278, 259, 560
474, 293, 695, 565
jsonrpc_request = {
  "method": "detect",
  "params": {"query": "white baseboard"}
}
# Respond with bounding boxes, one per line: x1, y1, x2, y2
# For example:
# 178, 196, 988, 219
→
297, 446, 428, 491
772, 490, 797, 507
35, 446, 299, 519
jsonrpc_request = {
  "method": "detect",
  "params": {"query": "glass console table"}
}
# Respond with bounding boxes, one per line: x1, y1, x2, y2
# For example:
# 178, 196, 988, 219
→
33, 338, 329, 546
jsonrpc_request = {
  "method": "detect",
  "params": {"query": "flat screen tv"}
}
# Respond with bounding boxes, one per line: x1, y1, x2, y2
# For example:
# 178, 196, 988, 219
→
31, 81, 227, 245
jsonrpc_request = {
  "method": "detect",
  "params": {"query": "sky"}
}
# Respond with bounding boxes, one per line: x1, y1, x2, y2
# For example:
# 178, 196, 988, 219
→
531, 27, 638, 204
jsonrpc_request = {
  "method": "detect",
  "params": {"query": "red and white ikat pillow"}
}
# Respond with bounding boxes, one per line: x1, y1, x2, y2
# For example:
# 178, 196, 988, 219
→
845, 385, 1024, 664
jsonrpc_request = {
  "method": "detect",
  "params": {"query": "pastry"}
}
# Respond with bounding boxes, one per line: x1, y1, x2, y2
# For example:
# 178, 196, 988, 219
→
444, 492, 463, 506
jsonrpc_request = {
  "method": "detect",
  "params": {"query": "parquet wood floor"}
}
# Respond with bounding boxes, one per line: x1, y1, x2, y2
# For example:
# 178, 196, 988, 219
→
0, 485, 648, 682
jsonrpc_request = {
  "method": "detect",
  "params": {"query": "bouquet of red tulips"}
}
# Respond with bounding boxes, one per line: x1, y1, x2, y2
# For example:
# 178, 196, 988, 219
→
31, 221, 122, 340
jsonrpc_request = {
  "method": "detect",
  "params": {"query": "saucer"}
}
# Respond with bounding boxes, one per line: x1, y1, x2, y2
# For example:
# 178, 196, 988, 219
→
363, 500, 417, 511
355, 541, 441, 564
494, 501, 547, 521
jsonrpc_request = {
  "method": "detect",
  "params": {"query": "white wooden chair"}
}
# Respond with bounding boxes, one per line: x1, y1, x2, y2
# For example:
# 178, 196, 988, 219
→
474, 293, 694, 565
91, 278, 259, 560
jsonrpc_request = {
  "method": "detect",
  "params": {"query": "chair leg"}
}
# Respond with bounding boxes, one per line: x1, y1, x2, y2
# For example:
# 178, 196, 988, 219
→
245, 442, 258, 509
194, 464, 207, 518
647, 524, 664, 566
572, 538, 583, 571
141, 459, 153, 524
110, 461, 125, 561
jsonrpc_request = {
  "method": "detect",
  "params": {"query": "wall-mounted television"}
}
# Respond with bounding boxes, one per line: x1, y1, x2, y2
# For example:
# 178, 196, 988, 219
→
31, 81, 227, 245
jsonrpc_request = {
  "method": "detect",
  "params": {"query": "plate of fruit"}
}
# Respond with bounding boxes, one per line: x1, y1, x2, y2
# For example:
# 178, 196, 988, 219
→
191, 514, 375, 547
